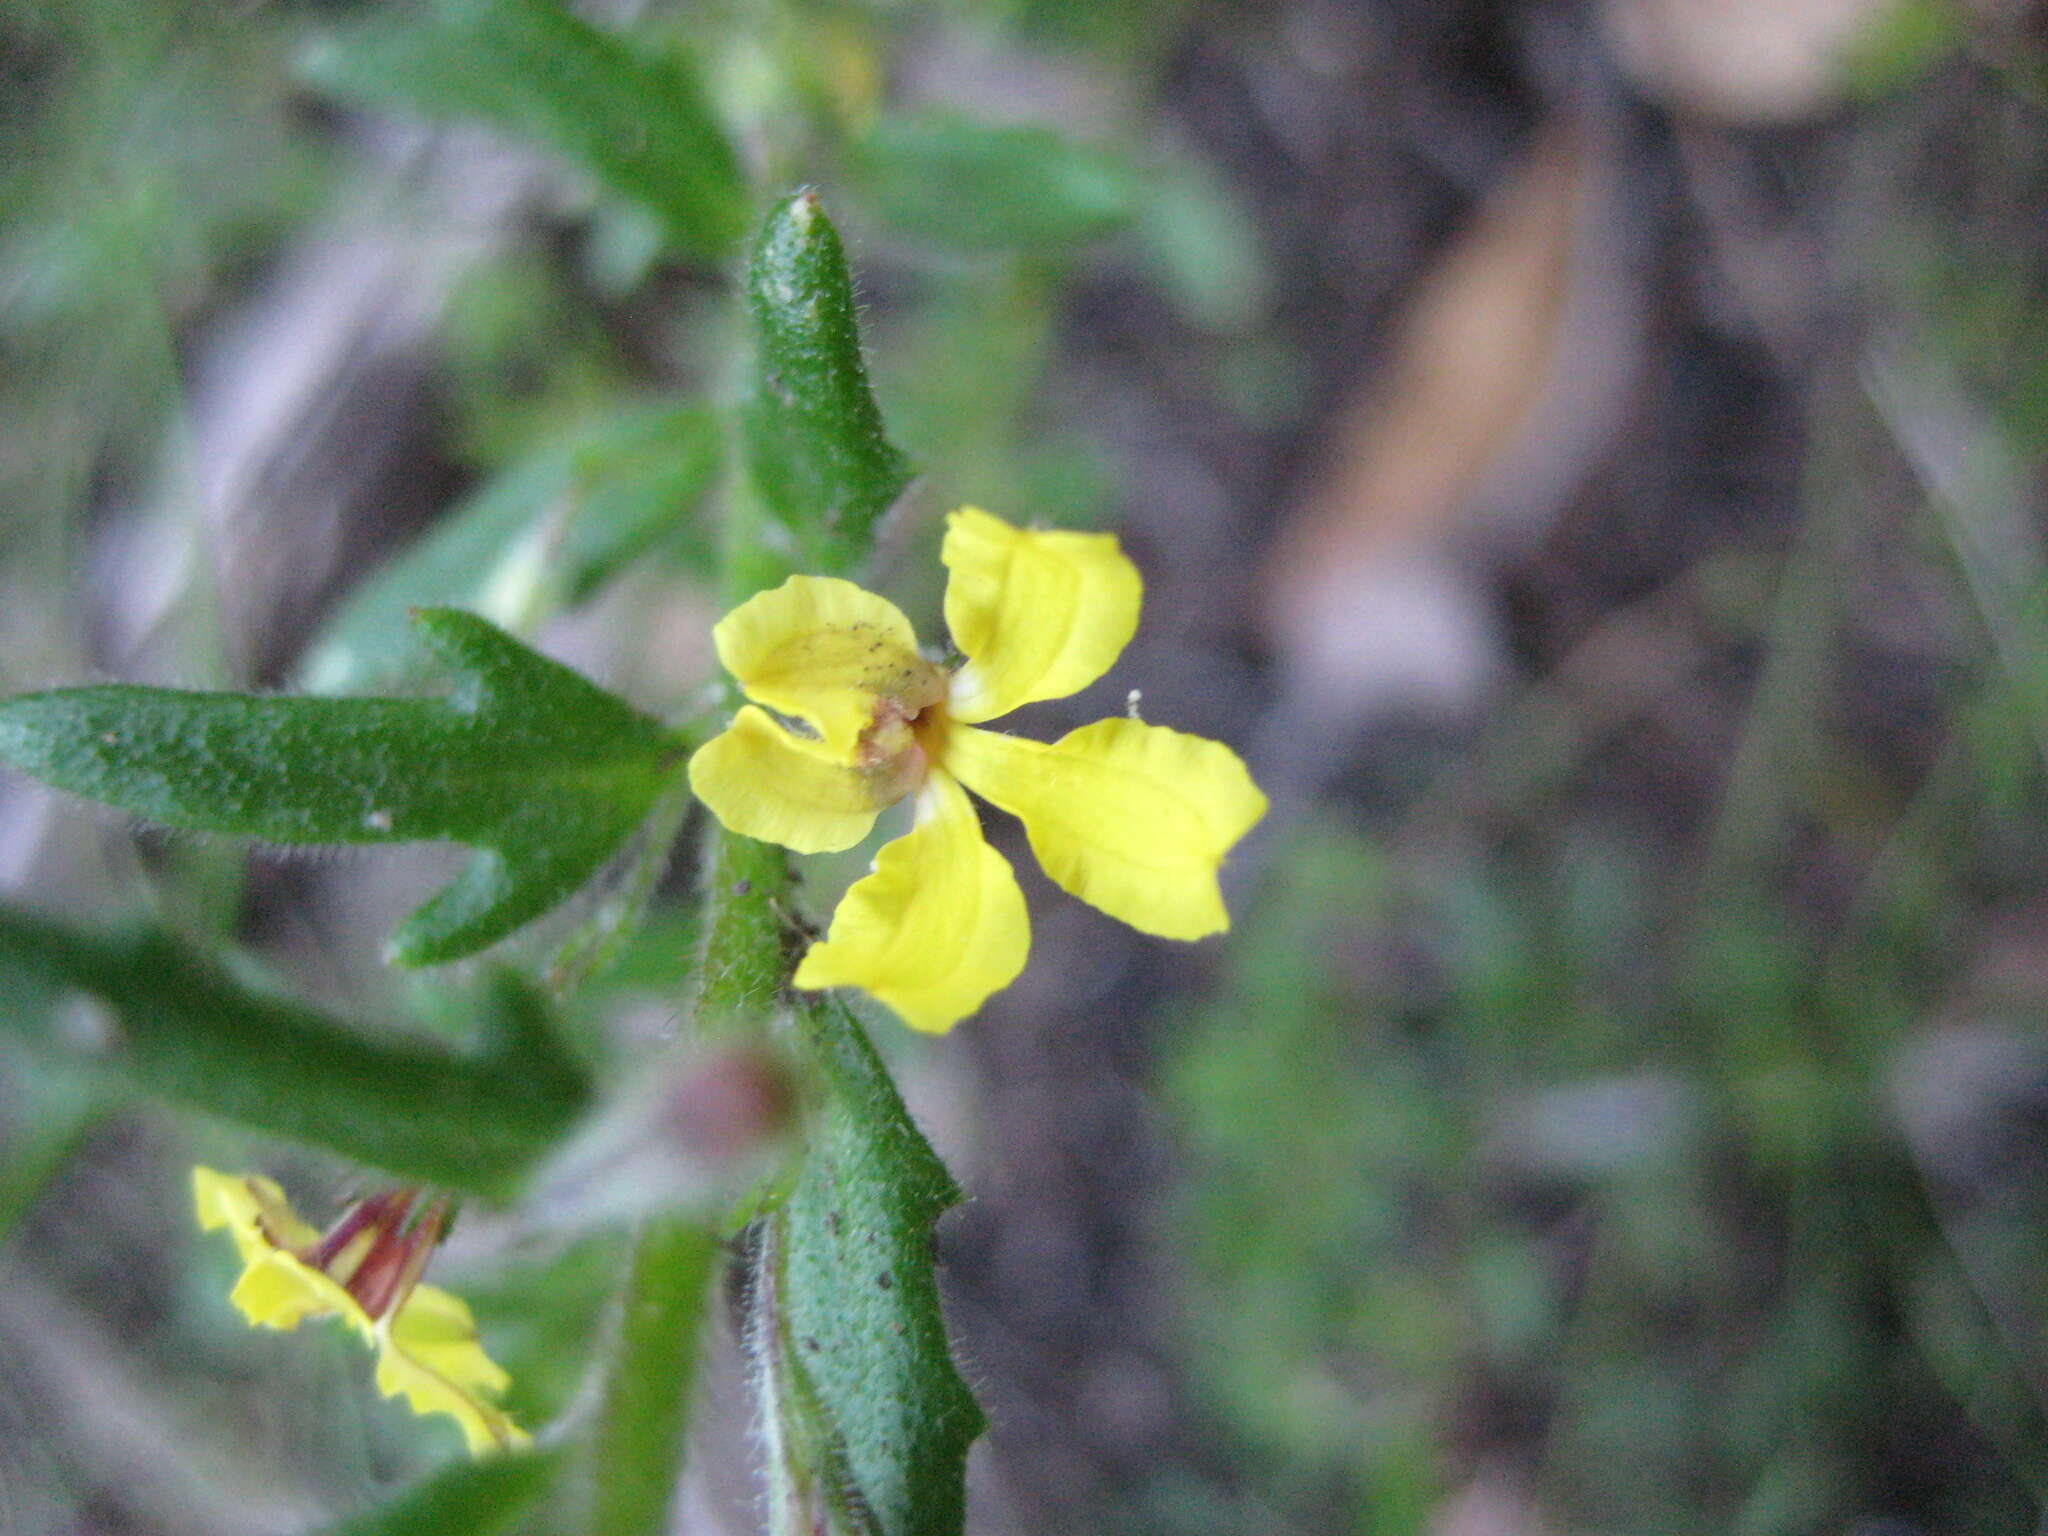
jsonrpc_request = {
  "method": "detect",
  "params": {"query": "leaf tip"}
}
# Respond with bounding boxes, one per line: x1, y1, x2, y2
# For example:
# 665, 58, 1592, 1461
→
757, 186, 841, 274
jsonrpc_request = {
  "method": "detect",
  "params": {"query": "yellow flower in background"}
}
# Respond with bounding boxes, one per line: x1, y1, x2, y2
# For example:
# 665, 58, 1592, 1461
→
688, 506, 1267, 1033
192, 1167, 526, 1457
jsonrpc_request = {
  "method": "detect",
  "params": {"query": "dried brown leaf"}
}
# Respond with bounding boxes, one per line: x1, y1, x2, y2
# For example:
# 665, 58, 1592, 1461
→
1264, 119, 1636, 714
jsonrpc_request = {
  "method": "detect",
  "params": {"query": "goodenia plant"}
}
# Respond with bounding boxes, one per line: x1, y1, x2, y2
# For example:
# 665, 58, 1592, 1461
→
0, 21, 1264, 1531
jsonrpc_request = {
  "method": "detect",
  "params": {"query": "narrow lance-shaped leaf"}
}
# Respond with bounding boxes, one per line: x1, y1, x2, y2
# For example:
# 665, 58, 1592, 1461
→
852, 112, 1138, 254
583, 1220, 720, 1536
301, 0, 747, 258
0, 905, 588, 1198
302, 401, 724, 694
754, 994, 983, 1536
689, 832, 982, 1533
742, 191, 914, 578
0, 607, 686, 965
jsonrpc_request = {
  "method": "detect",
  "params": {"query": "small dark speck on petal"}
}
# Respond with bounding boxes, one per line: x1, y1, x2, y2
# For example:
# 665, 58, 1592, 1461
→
733, 878, 752, 896
876, 1271, 892, 1290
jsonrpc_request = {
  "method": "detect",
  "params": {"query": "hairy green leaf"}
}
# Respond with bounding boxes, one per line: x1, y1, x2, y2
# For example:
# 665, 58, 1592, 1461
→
301, 0, 746, 258
584, 1219, 719, 1536
741, 192, 914, 577
852, 112, 1137, 254
302, 402, 723, 693
713, 195, 976, 1536
695, 828, 802, 1023
0, 608, 685, 964
0, 906, 588, 1197
320, 1446, 565, 1536
755, 994, 982, 1536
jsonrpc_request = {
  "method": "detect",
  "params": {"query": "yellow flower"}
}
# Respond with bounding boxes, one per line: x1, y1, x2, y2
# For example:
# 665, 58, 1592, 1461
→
192, 1167, 527, 1457
688, 506, 1267, 1033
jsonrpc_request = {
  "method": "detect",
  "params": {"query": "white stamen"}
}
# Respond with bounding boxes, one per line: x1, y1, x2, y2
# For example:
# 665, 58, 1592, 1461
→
948, 664, 983, 714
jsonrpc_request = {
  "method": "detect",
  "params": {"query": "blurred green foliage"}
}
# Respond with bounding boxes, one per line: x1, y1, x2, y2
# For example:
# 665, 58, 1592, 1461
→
0, 608, 689, 962
302, 0, 749, 257
316, 1446, 565, 1536
5, 1, 2048, 1535
3, 0, 1208, 1523
1168, 805, 2047, 1534
0, 908, 589, 1194
299, 403, 725, 692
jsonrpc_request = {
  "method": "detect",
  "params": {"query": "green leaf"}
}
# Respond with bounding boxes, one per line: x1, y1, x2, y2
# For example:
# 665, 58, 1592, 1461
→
755, 994, 983, 1536
741, 192, 914, 578
302, 402, 724, 694
1133, 151, 1271, 334
0, 1087, 101, 1244
301, 0, 746, 258
320, 1446, 565, 1536
0, 906, 588, 1197
584, 1219, 720, 1536
460, 1235, 626, 1428
1844, 0, 1968, 97
852, 112, 1137, 254
0, 607, 686, 965
695, 829, 802, 1023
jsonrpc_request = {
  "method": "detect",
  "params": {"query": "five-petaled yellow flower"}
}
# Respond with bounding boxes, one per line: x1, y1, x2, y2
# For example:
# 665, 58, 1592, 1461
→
688, 506, 1268, 1033
192, 1167, 526, 1457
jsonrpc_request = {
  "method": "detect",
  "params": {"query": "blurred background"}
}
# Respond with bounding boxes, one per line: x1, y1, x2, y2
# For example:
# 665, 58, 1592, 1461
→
4, 0, 2048, 1532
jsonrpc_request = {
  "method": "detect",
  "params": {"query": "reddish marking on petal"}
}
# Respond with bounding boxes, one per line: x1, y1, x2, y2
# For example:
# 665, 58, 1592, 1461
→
310, 1189, 410, 1273
341, 1207, 421, 1320
377, 1199, 451, 1320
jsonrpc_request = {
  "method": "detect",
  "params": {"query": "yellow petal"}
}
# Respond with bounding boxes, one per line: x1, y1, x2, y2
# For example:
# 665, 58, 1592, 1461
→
714, 574, 943, 760
229, 1250, 369, 1335
377, 1285, 529, 1456
192, 1167, 524, 1456
945, 719, 1266, 940
193, 1167, 366, 1333
941, 506, 1142, 723
793, 769, 1028, 1033
688, 705, 897, 854
192, 1166, 320, 1256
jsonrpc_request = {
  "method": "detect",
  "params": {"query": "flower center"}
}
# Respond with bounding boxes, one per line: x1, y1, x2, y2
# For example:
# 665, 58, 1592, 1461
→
910, 693, 952, 764
852, 658, 949, 803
